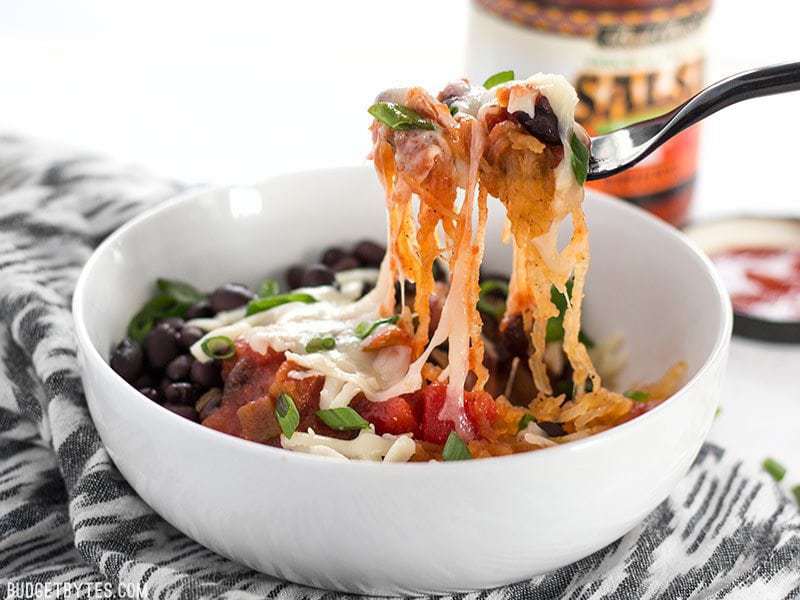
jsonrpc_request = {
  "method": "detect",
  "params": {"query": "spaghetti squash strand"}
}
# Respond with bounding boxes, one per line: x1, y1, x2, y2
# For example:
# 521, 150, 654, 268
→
562, 207, 599, 393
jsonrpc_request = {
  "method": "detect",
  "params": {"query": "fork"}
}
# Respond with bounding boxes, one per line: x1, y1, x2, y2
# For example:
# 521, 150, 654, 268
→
587, 62, 800, 181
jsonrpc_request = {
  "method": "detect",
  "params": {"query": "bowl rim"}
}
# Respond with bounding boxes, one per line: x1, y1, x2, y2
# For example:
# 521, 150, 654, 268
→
72, 164, 733, 471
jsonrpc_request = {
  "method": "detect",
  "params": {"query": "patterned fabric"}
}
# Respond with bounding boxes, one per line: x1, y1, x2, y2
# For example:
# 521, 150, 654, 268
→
0, 135, 798, 599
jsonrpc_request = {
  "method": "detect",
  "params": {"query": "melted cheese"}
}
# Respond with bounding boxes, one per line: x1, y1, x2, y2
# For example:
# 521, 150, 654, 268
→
281, 428, 416, 462
189, 259, 407, 404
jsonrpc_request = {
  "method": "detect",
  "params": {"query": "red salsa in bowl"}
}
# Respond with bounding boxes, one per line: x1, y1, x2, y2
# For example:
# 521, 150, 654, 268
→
688, 217, 800, 344
710, 247, 800, 322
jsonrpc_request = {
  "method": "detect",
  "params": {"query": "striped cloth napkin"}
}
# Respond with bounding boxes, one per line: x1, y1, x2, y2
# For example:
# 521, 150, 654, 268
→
0, 135, 798, 599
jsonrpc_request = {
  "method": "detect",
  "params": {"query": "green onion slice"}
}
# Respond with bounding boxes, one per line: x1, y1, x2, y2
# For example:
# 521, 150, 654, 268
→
316, 407, 370, 431
354, 315, 399, 339
624, 390, 651, 402
517, 413, 535, 433
763, 457, 786, 482
570, 131, 589, 186
442, 431, 472, 461
544, 278, 594, 348
246, 293, 317, 316
476, 298, 505, 320
156, 278, 204, 304
200, 335, 236, 360
258, 278, 280, 298
127, 278, 205, 341
275, 393, 300, 439
791, 485, 800, 507
449, 105, 459, 116
127, 294, 188, 342
480, 279, 510, 297
368, 102, 435, 131
483, 70, 515, 89
305, 336, 336, 353
477, 279, 509, 319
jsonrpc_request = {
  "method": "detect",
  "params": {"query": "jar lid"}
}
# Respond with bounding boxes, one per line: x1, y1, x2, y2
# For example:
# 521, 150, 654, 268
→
685, 215, 800, 344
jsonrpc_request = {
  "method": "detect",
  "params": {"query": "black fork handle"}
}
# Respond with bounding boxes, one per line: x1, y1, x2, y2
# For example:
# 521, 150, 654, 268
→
586, 61, 800, 181
659, 61, 800, 131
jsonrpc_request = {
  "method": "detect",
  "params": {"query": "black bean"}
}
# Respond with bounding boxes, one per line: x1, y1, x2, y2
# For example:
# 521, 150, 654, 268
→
433, 259, 448, 282
138, 387, 161, 403
110, 338, 144, 383
359, 281, 375, 298
195, 388, 222, 421
134, 373, 156, 389
500, 314, 529, 358
321, 246, 347, 268
191, 382, 205, 399
185, 299, 214, 320
145, 323, 180, 368
159, 316, 185, 330
331, 256, 361, 272
190, 360, 221, 388
490, 335, 512, 366
353, 240, 386, 267
552, 377, 574, 400
480, 270, 510, 284
163, 403, 199, 422
209, 283, 255, 313
482, 338, 503, 375
166, 355, 193, 381
159, 376, 172, 398
163, 382, 195, 404
537, 421, 566, 437
286, 265, 305, 289
300, 264, 335, 287
178, 325, 204, 349
512, 95, 561, 146
395, 280, 416, 300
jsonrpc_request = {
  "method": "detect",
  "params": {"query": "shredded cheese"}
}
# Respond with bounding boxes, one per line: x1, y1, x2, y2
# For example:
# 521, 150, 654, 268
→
281, 429, 416, 463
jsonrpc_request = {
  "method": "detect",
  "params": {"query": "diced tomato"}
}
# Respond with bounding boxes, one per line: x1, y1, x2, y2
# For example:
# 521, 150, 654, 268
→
419, 385, 454, 444
353, 395, 418, 435
269, 361, 324, 419
202, 404, 241, 436
351, 384, 503, 444
237, 396, 281, 442
204, 344, 285, 437
465, 390, 498, 434
221, 341, 282, 379
414, 385, 498, 444
624, 398, 663, 421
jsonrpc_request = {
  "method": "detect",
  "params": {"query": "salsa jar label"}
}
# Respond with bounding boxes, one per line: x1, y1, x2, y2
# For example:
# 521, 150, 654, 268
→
467, 0, 711, 226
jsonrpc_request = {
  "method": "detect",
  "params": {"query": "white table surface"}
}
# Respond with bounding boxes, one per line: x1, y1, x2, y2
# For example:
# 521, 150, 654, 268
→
1, 1, 797, 488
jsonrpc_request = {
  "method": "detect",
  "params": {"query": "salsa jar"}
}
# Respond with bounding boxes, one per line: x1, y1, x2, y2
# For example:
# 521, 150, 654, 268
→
467, 0, 711, 227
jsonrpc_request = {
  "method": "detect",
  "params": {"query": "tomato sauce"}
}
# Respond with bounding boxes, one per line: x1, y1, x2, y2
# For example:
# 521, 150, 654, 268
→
710, 247, 800, 322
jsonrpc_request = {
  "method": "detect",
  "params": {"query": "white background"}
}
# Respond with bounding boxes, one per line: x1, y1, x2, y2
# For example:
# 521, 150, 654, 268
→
1, 1, 798, 486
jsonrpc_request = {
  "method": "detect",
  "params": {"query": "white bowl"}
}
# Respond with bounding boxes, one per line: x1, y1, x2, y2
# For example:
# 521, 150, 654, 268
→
73, 165, 732, 595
